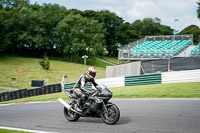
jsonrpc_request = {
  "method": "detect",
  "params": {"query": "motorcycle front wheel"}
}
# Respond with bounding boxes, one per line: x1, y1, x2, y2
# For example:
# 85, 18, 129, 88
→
63, 107, 80, 121
101, 103, 120, 125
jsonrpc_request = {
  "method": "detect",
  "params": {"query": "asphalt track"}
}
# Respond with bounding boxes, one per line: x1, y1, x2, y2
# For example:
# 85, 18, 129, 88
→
0, 99, 200, 133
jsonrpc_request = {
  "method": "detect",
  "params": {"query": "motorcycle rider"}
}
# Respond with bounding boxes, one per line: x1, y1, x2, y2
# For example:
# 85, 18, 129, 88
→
73, 67, 99, 112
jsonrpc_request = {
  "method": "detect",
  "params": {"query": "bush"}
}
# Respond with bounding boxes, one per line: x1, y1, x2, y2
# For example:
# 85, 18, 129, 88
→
39, 55, 50, 71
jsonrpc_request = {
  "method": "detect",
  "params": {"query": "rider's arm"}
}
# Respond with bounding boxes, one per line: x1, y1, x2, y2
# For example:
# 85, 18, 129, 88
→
90, 78, 99, 89
80, 77, 87, 91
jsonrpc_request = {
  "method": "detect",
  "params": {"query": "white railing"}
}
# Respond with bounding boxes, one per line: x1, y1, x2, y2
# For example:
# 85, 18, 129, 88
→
93, 76, 125, 88
161, 69, 200, 84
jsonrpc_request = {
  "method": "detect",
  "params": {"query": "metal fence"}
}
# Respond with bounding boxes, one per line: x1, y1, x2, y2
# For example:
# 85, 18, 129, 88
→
145, 34, 193, 42
0, 83, 61, 102
121, 38, 146, 50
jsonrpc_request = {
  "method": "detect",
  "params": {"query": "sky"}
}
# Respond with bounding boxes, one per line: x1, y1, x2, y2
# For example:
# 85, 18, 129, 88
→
29, 0, 200, 32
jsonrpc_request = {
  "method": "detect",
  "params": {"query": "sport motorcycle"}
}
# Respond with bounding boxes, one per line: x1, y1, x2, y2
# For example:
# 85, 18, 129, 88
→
58, 84, 120, 125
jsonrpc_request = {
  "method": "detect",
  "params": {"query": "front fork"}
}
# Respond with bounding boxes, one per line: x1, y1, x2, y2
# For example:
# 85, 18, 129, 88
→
102, 102, 109, 114
94, 97, 109, 114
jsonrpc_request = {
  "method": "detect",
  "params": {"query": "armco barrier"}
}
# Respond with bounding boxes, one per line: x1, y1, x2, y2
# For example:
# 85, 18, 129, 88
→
125, 73, 161, 86
0, 83, 61, 102
162, 69, 200, 84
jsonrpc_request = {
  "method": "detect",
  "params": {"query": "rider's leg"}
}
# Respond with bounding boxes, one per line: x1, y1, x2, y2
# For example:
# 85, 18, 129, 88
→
73, 89, 86, 112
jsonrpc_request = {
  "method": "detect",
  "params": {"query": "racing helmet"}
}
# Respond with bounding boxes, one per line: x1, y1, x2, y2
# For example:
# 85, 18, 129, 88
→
87, 67, 96, 78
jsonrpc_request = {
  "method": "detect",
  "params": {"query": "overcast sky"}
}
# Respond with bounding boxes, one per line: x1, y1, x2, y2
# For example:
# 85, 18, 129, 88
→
30, 0, 200, 32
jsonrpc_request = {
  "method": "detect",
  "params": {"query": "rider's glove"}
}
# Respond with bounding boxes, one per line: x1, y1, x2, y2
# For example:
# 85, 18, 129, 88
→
96, 85, 100, 90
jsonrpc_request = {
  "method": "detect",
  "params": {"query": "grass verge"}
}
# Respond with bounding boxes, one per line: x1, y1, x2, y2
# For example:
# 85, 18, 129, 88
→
112, 82, 200, 98
0, 129, 29, 133
1, 82, 200, 104
0, 56, 107, 90
0, 89, 7, 93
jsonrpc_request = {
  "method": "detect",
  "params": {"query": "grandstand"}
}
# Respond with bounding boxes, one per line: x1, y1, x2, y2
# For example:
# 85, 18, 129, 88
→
191, 45, 200, 56
118, 34, 198, 60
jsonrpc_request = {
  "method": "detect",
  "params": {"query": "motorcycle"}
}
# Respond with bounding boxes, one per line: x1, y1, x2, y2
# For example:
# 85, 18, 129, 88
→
58, 84, 120, 125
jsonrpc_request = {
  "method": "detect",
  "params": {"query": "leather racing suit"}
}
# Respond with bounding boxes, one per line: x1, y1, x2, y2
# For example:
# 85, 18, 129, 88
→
73, 73, 98, 108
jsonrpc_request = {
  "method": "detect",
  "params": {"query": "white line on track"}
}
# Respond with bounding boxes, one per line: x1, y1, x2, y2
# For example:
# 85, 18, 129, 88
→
0, 126, 59, 133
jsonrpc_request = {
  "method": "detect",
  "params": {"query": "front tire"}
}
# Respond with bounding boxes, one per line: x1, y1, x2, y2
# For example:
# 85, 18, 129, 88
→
63, 107, 80, 121
101, 103, 120, 125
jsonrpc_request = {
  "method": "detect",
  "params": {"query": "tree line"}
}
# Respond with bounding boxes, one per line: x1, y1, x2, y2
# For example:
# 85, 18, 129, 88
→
0, 0, 200, 57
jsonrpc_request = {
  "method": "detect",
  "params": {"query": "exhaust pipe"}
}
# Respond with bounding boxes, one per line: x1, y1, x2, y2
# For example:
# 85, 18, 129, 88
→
58, 98, 71, 109
58, 98, 82, 115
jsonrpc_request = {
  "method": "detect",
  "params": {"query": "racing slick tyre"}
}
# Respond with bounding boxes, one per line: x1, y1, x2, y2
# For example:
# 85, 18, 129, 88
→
101, 103, 120, 125
64, 107, 80, 121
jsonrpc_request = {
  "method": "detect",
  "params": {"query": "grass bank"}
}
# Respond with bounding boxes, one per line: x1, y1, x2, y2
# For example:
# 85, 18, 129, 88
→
0, 56, 108, 90
100, 56, 126, 64
1, 82, 200, 104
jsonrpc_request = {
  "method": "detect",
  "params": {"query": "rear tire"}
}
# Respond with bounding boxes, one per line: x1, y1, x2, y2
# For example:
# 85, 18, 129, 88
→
63, 107, 80, 121
101, 103, 120, 125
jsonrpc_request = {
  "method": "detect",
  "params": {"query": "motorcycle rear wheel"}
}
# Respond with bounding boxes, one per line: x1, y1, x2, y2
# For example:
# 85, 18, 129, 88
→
101, 104, 120, 125
63, 107, 80, 121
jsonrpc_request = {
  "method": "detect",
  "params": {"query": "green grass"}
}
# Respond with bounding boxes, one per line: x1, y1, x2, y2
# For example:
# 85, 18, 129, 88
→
0, 129, 29, 133
87, 57, 112, 67
112, 82, 200, 98
100, 56, 126, 64
0, 88, 7, 93
0, 56, 107, 90
1, 82, 200, 104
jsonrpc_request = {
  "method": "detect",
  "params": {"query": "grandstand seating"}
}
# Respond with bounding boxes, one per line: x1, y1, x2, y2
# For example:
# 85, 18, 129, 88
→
191, 46, 200, 56
124, 40, 191, 58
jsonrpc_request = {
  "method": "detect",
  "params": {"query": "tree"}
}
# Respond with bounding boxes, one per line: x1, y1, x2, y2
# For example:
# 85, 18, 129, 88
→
39, 4, 67, 56
17, 6, 45, 56
0, 7, 19, 54
55, 13, 104, 56
39, 53, 50, 71
117, 22, 138, 46
0, 0, 30, 10
131, 17, 173, 38
97, 10, 124, 56
197, 0, 200, 19
16, 3, 67, 56
0, 10, 9, 53
82, 10, 124, 56
179, 25, 200, 44
0, 1, 183, 58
